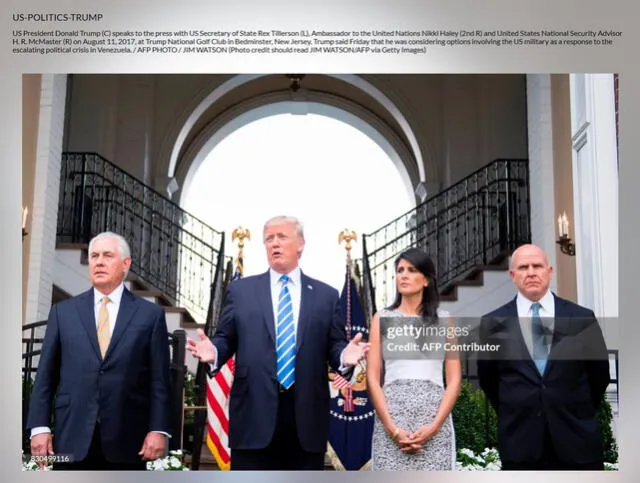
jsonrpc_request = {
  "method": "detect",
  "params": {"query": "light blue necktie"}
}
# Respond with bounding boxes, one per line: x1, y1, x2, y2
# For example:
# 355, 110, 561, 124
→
276, 274, 296, 389
531, 302, 548, 376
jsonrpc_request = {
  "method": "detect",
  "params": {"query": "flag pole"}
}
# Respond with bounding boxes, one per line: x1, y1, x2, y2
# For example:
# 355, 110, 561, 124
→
231, 226, 250, 276
338, 229, 358, 413
338, 229, 357, 340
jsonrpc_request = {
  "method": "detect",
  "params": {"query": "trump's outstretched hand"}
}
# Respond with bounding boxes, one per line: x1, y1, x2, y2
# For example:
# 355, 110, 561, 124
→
186, 329, 216, 363
342, 332, 370, 366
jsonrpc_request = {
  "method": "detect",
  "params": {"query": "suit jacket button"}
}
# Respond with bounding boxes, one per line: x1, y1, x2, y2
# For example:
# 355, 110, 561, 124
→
541, 384, 546, 389
536, 410, 542, 416
99, 370, 104, 375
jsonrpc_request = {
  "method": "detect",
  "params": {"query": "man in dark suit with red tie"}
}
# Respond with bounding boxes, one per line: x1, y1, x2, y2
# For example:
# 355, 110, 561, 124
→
187, 216, 369, 470
477, 244, 610, 470
27, 232, 171, 470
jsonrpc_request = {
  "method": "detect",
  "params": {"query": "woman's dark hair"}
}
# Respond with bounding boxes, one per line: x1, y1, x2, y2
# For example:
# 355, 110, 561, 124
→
387, 248, 440, 318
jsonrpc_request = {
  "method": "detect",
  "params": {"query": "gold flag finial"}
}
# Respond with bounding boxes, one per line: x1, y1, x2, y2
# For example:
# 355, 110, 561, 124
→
338, 229, 357, 255
232, 226, 250, 276
231, 226, 251, 250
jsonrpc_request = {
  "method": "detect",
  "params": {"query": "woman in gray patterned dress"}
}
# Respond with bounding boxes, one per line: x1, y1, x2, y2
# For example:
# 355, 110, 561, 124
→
367, 248, 462, 470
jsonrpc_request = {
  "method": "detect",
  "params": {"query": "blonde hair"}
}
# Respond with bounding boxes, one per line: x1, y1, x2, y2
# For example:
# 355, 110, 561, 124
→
263, 215, 305, 240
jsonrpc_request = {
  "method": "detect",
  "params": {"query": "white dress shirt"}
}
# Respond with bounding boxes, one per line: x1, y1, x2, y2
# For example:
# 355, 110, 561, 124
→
269, 267, 302, 338
516, 289, 555, 359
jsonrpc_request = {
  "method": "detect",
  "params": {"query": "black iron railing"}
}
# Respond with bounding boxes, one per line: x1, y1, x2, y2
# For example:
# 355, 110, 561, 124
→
21, 320, 46, 452
363, 159, 530, 312
57, 152, 224, 323
22, 321, 188, 453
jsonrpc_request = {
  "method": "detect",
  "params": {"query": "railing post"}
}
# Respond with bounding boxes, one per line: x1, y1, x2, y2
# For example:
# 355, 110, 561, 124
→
505, 160, 514, 251
22, 328, 34, 452
169, 330, 187, 451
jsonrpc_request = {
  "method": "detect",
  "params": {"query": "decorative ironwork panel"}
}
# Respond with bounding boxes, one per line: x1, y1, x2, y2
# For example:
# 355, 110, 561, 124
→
362, 159, 530, 313
57, 152, 225, 323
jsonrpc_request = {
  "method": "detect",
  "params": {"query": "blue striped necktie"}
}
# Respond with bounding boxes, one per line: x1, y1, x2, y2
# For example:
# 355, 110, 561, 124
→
531, 302, 548, 375
276, 274, 296, 389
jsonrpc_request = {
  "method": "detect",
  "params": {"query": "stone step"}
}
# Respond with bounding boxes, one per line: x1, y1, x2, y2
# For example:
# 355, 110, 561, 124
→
185, 442, 337, 470
132, 289, 173, 306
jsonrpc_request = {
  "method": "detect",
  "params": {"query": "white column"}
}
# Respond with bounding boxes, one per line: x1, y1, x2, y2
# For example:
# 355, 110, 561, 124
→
569, 74, 619, 324
25, 75, 68, 323
525, 74, 558, 291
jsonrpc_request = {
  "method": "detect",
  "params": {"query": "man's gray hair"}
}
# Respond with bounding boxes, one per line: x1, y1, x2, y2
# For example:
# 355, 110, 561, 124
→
89, 232, 132, 259
263, 215, 305, 240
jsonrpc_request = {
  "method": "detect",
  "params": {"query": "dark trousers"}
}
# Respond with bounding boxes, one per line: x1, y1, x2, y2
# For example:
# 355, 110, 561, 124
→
53, 422, 146, 471
231, 388, 325, 471
502, 426, 604, 471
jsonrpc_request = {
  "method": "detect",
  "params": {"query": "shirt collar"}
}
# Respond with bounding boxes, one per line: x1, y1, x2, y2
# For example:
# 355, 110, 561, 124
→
269, 266, 301, 287
94, 282, 125, 306
516, 289, 555, 314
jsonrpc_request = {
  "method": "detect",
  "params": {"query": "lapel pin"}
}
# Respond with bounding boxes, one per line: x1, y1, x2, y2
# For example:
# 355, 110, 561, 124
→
307, 285, 313, 290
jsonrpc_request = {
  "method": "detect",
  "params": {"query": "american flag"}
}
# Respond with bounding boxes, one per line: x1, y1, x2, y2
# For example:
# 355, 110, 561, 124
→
332, 373, 351, 389
205, 260, 243, 470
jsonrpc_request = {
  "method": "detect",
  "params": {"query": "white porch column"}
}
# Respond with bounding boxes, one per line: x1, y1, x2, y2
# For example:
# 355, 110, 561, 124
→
569, 74, 619, 325
25, 74, 68, 323
526, 74, 558, 292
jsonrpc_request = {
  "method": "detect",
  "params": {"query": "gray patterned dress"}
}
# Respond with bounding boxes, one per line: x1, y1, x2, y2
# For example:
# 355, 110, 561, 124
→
372, 309, 456, 471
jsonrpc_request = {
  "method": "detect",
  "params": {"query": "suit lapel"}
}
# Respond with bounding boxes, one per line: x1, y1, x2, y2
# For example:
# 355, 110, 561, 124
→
76, 289, 102, 361
258, 272, 276, 345
103, 288, 139, 361
296, 273, 315, 351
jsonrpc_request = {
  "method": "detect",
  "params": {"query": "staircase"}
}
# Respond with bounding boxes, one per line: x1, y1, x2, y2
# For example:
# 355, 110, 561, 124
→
53, 152, 228, 375
439, 253, 515, 317
56, 152, 225, 321
361, 158, 530, 318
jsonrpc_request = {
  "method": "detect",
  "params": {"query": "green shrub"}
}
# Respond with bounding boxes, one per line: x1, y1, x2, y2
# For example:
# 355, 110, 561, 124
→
452, 380, 497, 454
597, 396, 618, 463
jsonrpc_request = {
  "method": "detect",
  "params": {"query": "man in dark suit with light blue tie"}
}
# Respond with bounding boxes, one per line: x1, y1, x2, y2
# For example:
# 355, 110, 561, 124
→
477, 244, 610, 470
27, 232, 171, 470
187, 216, 369, 470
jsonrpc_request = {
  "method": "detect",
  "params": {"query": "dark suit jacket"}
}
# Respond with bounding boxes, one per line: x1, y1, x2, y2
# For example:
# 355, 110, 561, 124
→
477, 294, 610, 465
27, 288, 171, 464
211, 271, 347, 453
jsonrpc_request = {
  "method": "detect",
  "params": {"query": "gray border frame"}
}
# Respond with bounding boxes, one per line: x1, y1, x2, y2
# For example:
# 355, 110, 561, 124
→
3, 0, 637, 480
